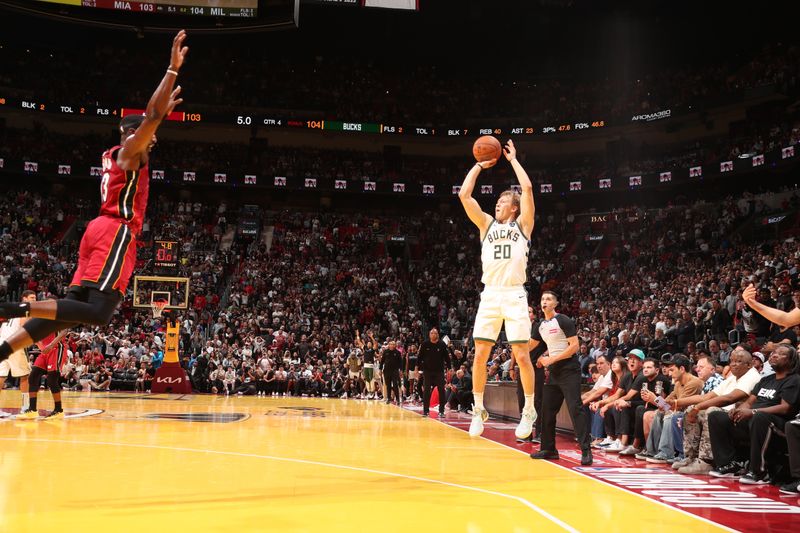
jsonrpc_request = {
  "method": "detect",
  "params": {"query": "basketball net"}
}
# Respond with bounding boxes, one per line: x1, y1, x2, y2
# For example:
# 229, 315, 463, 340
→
150, 300, 169, 319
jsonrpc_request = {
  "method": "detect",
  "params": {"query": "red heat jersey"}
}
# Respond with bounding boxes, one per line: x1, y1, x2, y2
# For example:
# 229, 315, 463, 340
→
34, 332, 68, 373
35, 332, 63, 354
99, 145, 150, 236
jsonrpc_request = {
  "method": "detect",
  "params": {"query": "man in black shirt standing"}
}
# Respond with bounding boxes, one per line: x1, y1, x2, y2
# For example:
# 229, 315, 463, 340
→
676, 311, 696, 353
381, 340, 403, 405
529, 291, 593, 466
708, 343, 800, 482
405, 343, 420, 402
417, 328, 450, 417
708, 298, 732, 342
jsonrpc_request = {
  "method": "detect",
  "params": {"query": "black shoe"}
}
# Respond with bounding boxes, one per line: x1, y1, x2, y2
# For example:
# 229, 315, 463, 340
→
779, 480, 800, 494
530, 449, 560, 460
710, 461, 745, 478
739, 471, 770, 485
581, 449, 593, 466
422, 411, 429, 416
438, 412, 446, 418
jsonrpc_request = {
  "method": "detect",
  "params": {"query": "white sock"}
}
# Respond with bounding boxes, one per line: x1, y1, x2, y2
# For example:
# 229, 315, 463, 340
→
474, 392, 484, 411
21, 392, 29, 411
523, 394, 534, 413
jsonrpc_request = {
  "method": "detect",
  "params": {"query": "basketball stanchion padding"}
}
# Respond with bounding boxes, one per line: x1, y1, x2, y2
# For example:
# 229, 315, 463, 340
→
151, 310, 192, 394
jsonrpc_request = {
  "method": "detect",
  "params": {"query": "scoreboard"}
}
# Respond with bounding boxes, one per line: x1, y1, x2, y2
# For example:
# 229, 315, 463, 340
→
0, 98, 608, 139
33, 0, 258, 18
154, 240, 180, 271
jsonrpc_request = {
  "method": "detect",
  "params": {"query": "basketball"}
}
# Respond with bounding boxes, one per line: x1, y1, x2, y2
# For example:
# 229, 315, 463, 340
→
472, 135, 502, 162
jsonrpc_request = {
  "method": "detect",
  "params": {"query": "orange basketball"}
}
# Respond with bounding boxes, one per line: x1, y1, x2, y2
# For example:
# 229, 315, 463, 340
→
472, 135, 502, 162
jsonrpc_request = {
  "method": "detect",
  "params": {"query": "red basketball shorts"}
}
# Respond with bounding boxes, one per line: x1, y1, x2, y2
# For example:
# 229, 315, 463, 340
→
70, 215, 137, 294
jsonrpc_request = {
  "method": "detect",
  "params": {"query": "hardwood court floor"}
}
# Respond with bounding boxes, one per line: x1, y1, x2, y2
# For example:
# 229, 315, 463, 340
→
0, 392, 730, 532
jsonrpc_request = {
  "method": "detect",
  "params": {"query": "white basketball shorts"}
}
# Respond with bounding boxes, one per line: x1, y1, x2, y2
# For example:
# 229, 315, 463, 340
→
472, 286, 531, 345
0, 350, 32, 378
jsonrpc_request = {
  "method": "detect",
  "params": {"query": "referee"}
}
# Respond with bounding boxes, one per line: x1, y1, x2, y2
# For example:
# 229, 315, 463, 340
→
529, 291, 593, 466
416, 328, 450, 417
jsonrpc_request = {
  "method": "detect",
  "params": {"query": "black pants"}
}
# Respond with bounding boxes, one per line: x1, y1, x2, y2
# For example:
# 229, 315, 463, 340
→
618, 402, 648, 440
516, 364, 545, 436
192, 375, 207, 393
604, 407, 622, 437
540, 366, 592, 452
456, 390, 473, 411
423, 372, 445, 414
709, 410, 788, 473
786, 421, 800, 479
385, 369, 401, 402
634, 403, 654, 443
447, 388, 459, 409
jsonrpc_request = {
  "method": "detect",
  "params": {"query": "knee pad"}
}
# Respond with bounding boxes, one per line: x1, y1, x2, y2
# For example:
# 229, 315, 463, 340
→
47, 372, 61, 394
28, 367, 46, 390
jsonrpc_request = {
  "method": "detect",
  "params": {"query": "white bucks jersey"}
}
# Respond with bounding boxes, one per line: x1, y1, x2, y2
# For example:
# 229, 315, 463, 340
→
481, 219, 529, 286
0, 317, 19, 341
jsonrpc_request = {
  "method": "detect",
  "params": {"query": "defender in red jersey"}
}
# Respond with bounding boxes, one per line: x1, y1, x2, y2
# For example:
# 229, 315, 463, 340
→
33, 332, 68, 374
18, 326, 70, 419
0, 30, 189, 366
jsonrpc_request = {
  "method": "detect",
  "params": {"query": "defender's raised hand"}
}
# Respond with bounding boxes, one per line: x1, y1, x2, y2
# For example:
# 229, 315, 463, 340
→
170, 30, 189, 71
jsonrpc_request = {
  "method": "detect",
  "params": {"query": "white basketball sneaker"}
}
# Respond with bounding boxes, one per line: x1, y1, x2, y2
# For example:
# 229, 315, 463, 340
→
515, 408, 537, 439
469, 406, 489, 437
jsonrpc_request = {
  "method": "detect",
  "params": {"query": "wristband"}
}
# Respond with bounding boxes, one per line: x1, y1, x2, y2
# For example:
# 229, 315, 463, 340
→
166, 69, 179, 77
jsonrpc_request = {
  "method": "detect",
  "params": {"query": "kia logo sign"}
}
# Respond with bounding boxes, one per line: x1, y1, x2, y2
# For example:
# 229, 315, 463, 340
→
156, 377, 184, 384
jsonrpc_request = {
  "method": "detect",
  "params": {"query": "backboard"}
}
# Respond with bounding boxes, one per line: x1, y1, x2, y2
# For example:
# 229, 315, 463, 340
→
132, 276, 190, 310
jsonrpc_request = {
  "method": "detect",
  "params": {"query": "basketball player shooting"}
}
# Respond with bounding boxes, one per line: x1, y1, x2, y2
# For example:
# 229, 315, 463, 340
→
0, 30, 189, 362
458, 139, 537, 438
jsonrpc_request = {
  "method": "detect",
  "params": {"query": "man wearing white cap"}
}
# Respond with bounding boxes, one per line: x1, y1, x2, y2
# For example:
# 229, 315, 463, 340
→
753, 351, 774, 377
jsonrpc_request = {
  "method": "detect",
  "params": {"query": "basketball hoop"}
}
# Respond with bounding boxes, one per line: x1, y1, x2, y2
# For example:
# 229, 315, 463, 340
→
150, 300, 169, 319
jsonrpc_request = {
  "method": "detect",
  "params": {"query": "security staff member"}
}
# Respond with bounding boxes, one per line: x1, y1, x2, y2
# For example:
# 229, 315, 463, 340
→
381, 340, 404, 405
416, 328, 450, 417
529, 291, 593, 466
